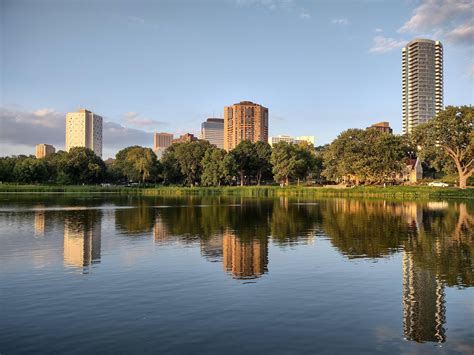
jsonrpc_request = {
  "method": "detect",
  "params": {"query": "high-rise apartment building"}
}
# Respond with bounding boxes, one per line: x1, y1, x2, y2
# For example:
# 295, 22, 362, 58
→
224, 101, 269, 151
153, 132, 174, 159
65, 108, 103, 157
402, 39, 443, 134
201, 118, 224, 149
35, 144, 55, 158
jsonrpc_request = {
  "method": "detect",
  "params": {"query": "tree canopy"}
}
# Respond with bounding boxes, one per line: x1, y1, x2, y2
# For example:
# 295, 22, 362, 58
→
413, 105, 474, 188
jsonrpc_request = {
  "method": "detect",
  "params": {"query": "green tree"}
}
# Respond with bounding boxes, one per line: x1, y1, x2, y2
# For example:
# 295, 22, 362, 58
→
231, 140, 255, 186
322, 129, 408, 184
201, 148, 236, 186
59, 147, 106, 184
0, 157, 18, 182
413, 106, 474, 189
253, 141, 272, 185
112, 146, 159, 183
161, 144, 184, 185
13, 157, 48, 183
173, 140, 212, 186
270, 142, 302, 186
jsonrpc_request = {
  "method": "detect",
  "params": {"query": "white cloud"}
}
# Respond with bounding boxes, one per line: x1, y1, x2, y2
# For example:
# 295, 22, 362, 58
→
0, 107, 155, 158
123, 112, 166, 129
375, 28, 383, 33
399, 0, 473, 46
445, 21, 474, 44
236, 0, 294, 10
299, 9, 311, 19
369, 36, 407, 54
331, 18, 350, 26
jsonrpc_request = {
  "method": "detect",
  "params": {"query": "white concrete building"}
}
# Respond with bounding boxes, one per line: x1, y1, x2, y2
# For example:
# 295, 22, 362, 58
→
65, 108, 103, 157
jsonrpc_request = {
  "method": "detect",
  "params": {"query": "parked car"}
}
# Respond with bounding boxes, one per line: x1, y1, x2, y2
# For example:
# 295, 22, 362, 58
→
428, 181, 449, 187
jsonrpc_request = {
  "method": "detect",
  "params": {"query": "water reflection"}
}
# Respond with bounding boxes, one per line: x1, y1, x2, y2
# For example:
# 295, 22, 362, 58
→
63, 210, 101, 270
3, 196, 472, 346
222, 232, 268, 279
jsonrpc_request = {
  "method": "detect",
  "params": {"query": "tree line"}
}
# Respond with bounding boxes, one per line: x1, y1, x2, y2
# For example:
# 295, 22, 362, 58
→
0, 106, 472, 188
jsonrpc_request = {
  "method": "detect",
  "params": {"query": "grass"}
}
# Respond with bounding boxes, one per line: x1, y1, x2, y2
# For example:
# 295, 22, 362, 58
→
0, 184, 473, 199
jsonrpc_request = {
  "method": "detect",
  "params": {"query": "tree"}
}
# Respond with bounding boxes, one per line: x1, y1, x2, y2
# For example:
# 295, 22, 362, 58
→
270, 142, 302, 186
173, 140, 212, 186
322, 129, 408, 184
413, 106, 474, 189
201, 148, 236, 186
59, 147, 106, 184
112, 146, 159, 183
161, 144, 185, 185
13, 157, 48, 183
231, 140, 255, 186
253, 141, 272, 185
0, 157, 18, 182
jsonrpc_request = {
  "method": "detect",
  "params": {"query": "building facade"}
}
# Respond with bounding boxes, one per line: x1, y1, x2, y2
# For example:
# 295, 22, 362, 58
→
153, 132, 174, 159
224, 101, 269, 151
35, 144, 55, 158
65, 108, 103, 157
173, 133, 198, 144
201, 118, 224, 149
368, 122, 393, 134
269, 135, 315, 146
402, 39, 443, 134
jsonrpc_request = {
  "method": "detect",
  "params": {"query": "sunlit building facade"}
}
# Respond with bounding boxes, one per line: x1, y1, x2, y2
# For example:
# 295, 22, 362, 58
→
153, 132, 174, 159
65, 108, 103, 157
402, 39, 443, 134
35, 144, 55, 159
224, 101, 269, 151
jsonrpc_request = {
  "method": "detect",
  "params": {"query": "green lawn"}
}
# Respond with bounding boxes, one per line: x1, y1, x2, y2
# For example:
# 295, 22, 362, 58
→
0, 184, 473, 199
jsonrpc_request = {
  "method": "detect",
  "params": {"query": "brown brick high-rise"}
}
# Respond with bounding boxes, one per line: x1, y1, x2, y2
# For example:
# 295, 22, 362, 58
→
224, 101, 269, 151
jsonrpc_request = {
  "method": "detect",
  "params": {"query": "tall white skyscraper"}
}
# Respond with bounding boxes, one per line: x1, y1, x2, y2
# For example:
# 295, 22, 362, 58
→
402, 39, 443, 134
65, 108, 103, 157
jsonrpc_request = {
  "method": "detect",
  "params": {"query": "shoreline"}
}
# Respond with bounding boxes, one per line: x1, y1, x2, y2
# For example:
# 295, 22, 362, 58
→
0, 185, 473, 200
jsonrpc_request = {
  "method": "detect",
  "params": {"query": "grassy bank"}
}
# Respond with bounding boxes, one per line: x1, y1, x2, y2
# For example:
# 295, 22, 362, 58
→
0, 184, 473, 199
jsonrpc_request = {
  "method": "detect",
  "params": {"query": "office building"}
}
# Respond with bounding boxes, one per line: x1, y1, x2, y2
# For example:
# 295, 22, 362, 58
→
368, 122, 393, 134
224, 101, 269, 151
173, 133, 198, 144
153, 132, 174, 159
65, 108, 103, 157
402, 39, 443, 134
35, 144, 55, 159
201, 118, 224, 149
296, 136, 315, 146
269, 135, 294, 146
269, 135, 315, 146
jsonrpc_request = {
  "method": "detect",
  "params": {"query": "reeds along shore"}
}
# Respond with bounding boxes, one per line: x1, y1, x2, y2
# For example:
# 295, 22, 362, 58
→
0, 184, 473, 199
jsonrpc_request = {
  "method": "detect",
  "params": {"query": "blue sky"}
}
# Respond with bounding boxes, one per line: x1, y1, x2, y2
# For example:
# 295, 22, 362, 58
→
1, 0, 473, 158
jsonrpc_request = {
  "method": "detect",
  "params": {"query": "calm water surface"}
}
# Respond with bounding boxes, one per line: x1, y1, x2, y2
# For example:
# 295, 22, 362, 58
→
0, 195, 473, 354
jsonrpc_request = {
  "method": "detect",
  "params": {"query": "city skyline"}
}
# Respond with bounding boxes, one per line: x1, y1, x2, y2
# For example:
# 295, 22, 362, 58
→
1, 0, 473, 159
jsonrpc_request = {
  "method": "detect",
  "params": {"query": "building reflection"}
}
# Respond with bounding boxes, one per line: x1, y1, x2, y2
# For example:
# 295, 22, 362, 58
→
402, 250, 446, 343
222, 232, 268, 279
64, 212, 102, 269
200, 235, 224, 263
34, 210, 46, 236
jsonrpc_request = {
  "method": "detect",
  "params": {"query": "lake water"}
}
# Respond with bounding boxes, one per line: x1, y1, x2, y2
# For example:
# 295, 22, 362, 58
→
0, 195, 473, 354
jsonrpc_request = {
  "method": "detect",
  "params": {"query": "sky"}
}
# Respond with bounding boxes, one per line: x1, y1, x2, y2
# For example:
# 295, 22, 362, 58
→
1, 0, 473, 159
